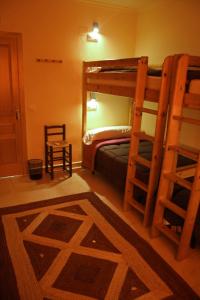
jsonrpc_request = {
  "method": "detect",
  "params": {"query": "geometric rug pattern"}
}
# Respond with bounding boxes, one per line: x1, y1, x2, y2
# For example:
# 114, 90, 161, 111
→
0, 192, 199, 299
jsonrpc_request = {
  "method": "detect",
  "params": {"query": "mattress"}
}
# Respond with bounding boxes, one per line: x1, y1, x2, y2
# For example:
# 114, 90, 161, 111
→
95, 140, 195, 201
82, 137, 130, 172
95, 140, 153, 193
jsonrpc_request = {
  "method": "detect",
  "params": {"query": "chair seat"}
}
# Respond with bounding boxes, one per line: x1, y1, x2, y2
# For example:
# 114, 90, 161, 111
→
47, 140, 69, 148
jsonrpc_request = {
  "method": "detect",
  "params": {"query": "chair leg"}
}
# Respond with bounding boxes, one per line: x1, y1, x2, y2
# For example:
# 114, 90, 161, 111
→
50, 146, 54, 179
45, 145, 48, 173
63, 147, 66, 171
69, 144, 72, 177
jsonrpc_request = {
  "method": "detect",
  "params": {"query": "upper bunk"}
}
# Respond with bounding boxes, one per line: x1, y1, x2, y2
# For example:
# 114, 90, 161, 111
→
82, 56, 168, 135
167, 54, 200, 162
82, 57, 162, 103
178, 54, 200, 110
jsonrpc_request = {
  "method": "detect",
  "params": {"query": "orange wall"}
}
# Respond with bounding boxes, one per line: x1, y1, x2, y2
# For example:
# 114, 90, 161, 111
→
0, 0, 137, 163
135, 0, 200, 65
86, 94, 132, 130
135, 0, 200, 147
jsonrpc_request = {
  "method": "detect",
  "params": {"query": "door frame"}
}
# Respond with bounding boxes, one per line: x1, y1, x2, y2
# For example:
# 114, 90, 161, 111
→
0, 31, 27, 176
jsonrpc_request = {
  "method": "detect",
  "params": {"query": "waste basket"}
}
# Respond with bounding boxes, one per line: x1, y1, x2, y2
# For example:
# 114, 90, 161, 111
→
28, 159, 43, 180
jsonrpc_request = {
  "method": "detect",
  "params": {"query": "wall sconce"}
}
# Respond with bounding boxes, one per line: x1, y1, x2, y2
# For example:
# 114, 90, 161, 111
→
87, 22, 100, 42
87, 93, 98, 111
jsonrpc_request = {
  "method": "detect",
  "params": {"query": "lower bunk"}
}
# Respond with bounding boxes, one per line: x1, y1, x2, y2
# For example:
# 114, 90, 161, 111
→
164, 178, 200, 248
94, 139, 153, 193
82, 136, 200, 246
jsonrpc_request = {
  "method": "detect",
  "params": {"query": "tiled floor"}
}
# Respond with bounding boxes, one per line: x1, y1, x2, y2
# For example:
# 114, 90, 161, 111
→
1, 168, 200, 296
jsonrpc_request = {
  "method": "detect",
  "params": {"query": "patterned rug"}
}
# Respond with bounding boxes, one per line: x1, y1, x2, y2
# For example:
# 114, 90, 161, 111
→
0, 192, 199, 300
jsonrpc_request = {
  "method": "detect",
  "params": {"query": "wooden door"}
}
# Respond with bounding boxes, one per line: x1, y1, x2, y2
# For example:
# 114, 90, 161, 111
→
0, 32, 27, 177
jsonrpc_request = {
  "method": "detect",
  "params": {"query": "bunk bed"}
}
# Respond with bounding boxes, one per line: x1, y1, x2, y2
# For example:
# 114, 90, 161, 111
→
82, 56, 160, 174
82, 56, 173, 226
151, 54, 200, 260
82, 57, 161, 134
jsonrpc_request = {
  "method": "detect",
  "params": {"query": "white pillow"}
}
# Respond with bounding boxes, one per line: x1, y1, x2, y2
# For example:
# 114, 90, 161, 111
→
83, 125, 131, 145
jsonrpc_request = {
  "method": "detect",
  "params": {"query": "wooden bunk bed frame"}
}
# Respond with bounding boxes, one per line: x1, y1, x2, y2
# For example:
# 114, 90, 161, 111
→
82, 56, 173, 227
151, 54, 200, 260
82, 57, 161, 135
123, 56, 173, 226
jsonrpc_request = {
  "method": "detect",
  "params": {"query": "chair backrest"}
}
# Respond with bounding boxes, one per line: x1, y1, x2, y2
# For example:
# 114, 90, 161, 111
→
44, 124, 66, 143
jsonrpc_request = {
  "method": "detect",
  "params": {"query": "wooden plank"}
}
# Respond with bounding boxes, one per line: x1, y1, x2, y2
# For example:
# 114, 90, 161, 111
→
82, 62, 87, 135
177, 157, 200, 260
86, 83, 159, 102
87, 72, 137, 81
189, 55, 200, 67
133, 131, 155, 142
143, 56, 173, 227
129, 177, 148, 192
155, 224, 180, 245
176, 164, 196, 178
151, 55, 189, 241
152, 54, 200, 260
183, 93, 200, 110
124, 57, 148, 212
144, 88, 160, 102
159, 198, 186, 219
164, 172, 192, 190
173, 115, 200, 126
83, 57, 144, 68
132, 154, 151, 168
128, 198, 145, 214
136, 107, 158, 115
86, 83, 135, 97
168, 144, 199, 161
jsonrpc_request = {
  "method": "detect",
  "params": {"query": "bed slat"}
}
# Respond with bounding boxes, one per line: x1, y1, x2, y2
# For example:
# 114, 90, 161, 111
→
160, 198, 186, 219
86, 72, 137, 81
83, 57, 145, 68
189, 56, 200, 67
183, 93, 200, 109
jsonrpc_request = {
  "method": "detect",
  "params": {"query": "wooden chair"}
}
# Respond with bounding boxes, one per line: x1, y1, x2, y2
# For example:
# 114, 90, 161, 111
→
44, 124, 72, 179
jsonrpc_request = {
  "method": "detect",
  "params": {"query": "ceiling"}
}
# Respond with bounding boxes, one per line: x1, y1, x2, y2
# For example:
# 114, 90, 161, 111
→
79, 0, 158, 10
79, 0, 158, 9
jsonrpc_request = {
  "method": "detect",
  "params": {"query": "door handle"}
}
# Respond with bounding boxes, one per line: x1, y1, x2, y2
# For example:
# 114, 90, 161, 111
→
16, 109, 20, 120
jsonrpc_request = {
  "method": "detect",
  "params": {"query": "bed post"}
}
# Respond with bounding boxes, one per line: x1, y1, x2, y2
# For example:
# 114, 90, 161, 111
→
151, 54, 200, 260
82, 61, 87, 137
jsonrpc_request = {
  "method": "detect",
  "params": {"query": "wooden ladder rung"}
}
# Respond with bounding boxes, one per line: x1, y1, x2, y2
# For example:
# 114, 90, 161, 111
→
133, 131, 155, 142
136, 107, 158, 115
176, 164, 196, 178
128, 198, 145, 214
173, 115, 200, 126
159, 198, 186, 219
155, 224, 180, 245
164, 172, 193, 190
168, 145, 199, 161
184, 93, 200, 110
129, 177, 148, 192
132, 155, 151, 168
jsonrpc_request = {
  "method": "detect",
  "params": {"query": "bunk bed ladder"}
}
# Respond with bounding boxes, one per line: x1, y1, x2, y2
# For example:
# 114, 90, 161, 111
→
151, 54, 200, 260
124, 56, 173, 226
